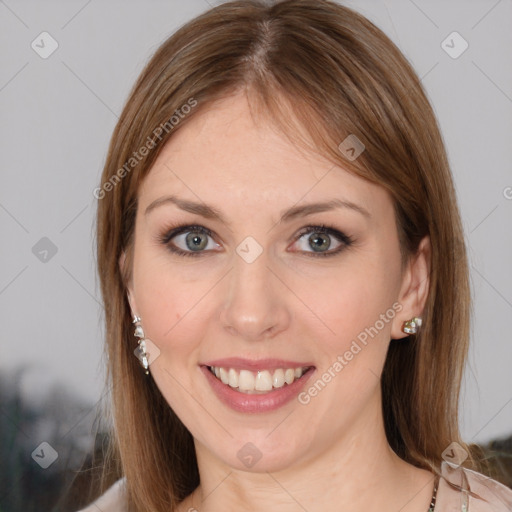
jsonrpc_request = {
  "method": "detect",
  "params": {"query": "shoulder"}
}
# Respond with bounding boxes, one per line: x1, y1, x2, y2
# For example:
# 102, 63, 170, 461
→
76, 477, 127, 512
437, 461, 512, 511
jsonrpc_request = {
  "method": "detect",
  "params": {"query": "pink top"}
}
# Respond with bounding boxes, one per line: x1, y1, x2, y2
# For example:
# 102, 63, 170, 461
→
78, 461, 512, 511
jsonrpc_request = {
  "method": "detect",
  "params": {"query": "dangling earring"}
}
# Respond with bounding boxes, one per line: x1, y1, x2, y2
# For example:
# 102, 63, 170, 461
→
402, 316, 422, 335
132, 314, 149, 375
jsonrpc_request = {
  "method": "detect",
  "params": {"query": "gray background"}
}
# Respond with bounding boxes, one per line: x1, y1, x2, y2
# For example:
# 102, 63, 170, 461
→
1, 0, 511, 446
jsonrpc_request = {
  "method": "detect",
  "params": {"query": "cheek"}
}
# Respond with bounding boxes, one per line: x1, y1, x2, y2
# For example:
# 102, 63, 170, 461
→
303, 260, 399, 351
132, 255, 205, 410
132, 240, 211, 336
296, 263, 400, 424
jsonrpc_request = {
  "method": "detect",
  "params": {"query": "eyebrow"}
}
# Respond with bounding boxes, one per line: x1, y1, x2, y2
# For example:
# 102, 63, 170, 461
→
144, 194, 371, 224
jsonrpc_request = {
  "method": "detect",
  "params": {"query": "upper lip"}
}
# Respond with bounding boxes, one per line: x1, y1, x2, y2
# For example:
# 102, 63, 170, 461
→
202, 357, 315, 371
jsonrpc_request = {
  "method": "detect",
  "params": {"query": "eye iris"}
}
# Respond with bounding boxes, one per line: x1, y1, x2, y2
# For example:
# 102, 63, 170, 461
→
186, 231, 208, 251
309, 232, 330, 252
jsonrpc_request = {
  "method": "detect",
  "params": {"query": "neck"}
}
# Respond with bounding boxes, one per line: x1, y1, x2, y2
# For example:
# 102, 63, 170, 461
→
187, 392, 435, 512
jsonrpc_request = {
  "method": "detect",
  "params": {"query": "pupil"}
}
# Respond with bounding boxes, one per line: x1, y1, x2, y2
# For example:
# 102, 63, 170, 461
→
310, 233, 330, 251
186, 232, 207, 251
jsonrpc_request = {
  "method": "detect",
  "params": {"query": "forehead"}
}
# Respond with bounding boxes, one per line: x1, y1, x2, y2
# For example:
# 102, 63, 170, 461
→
137, 93, 391, 224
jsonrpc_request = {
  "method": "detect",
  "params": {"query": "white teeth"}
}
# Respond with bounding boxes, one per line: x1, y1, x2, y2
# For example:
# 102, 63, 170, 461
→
228, 368, 238, 388
273, 368, 285, 388
255, 370, 273, 391
238, 370, 255, 391
209, 365, 310, 393
284, 368, 295, 385
219, 367, 229, 385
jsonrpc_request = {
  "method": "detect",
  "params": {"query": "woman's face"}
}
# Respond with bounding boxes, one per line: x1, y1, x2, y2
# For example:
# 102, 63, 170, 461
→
123, 92, 427, 472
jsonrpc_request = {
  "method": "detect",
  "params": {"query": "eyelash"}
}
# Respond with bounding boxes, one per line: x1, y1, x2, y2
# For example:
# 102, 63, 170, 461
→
156, 223, 354, 258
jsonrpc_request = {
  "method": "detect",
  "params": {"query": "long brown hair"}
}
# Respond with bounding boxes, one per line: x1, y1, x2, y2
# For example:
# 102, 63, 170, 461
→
94, 1, 481, 510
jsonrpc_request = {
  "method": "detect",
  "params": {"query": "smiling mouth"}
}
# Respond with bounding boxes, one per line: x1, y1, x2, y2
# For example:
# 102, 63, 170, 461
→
207, 365, 314, 394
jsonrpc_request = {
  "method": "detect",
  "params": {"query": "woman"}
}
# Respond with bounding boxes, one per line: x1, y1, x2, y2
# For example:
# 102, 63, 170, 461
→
81, 1, 512, 510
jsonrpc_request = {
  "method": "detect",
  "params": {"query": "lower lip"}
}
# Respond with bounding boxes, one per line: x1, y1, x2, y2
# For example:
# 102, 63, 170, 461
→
200, 365, 315, 413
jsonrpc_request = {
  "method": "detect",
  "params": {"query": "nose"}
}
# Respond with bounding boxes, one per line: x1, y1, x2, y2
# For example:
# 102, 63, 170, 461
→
219, 250, 291, 342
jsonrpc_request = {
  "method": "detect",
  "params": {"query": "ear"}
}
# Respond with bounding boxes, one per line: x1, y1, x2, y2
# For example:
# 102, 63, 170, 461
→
119, 251, 138, 316
390, 235, 431, 340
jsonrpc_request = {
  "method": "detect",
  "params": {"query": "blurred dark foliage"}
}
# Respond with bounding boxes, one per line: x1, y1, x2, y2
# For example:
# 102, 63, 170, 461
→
0, 366, 108, 512
0, 366, 510, 512
471, 436, 512, 488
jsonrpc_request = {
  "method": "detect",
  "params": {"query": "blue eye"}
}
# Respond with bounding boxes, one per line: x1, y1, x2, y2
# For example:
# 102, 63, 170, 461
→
293, 225, 354, 257
158, 225, 219, 257
157, 224, 353, 258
